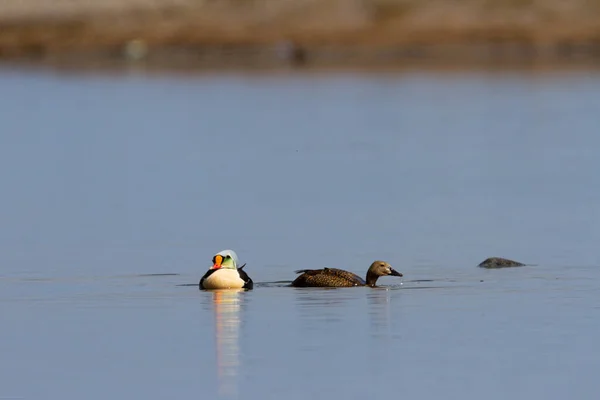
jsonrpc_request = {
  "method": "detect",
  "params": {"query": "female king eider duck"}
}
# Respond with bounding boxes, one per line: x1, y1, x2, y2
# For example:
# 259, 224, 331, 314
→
291, 260, 403, 288
199, 249, 253, 290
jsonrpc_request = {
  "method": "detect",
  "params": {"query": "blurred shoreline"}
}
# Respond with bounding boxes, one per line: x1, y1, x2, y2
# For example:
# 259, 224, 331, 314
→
2, 0, 600, 70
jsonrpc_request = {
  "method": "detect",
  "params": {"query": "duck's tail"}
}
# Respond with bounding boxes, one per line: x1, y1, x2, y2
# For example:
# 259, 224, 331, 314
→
294, 269, 309, 274
294, 269, 322, 275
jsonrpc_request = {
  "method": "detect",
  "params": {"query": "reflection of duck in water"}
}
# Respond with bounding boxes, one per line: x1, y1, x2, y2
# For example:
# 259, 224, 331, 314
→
478, 257, 525, 269
367, 289, 394, 341
200, 249, 253, 290
212, 289, 243, 398
291, 261, 403, 288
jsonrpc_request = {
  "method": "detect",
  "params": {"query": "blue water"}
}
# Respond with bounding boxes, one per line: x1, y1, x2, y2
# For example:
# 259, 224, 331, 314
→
1, 66, 599, 400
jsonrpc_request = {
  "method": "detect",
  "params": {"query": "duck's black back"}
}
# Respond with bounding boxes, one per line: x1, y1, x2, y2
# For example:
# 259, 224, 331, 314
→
237, 265, 253, 289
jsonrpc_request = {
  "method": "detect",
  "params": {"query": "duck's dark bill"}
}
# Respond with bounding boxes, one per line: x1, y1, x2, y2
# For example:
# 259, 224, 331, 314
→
390, 268, 403, 277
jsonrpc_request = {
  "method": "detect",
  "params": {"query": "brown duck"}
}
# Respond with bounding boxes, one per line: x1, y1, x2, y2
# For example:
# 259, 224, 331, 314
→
291, 261, 403, 288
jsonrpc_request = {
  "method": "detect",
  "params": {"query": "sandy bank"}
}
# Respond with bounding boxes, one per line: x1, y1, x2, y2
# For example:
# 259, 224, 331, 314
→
2, 0, 600, 67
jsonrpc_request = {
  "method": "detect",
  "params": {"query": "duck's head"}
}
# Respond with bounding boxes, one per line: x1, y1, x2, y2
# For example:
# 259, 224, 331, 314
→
369, 261, 402, 277
366, 260, 403, 287
211, 249, 239, 270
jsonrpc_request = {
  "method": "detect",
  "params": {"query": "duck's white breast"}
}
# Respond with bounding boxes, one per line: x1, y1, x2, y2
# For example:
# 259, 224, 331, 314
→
202, 269, 245, 289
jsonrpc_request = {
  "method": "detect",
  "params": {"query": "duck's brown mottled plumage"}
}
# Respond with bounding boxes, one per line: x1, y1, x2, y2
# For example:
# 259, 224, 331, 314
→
291, 261, 403, 288
292, 268, 365, 287
478, 257, 526, 269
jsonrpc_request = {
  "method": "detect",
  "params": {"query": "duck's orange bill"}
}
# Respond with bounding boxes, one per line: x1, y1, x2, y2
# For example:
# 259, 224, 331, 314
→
211, 255, 223, 269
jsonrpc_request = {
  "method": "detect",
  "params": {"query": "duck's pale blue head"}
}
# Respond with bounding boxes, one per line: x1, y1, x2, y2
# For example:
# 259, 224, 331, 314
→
211, 249, 239, 270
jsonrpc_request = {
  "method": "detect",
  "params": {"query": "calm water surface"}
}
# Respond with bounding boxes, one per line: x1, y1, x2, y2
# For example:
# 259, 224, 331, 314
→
1, 66, 599, 400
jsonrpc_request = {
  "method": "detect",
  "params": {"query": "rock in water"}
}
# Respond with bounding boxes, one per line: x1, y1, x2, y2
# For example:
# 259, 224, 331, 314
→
478, 257, 526, 268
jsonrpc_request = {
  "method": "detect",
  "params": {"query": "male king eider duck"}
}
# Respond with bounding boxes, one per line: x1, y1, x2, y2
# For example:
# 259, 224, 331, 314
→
291, 260, 402, 288
199, 249, 253, 290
